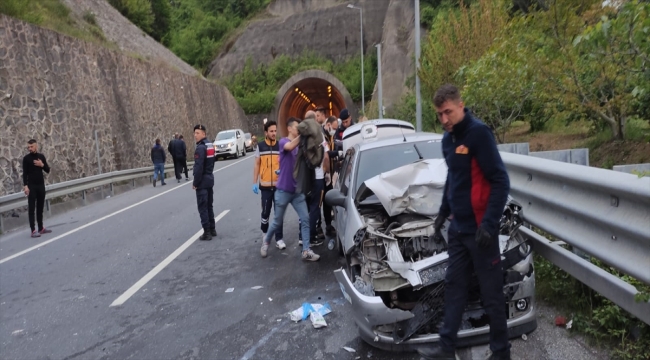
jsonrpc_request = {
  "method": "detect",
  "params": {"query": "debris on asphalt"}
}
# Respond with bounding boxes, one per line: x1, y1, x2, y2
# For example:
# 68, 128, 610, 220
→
11, 330, 24, 336
566, 319, 573, 329
225, 288, 234, 293
342, 346, 356, 353
522, 334, 528, 341
289, 303, 332, 328
268, 297, 273, 302
555, 315, 567, 327
251, 286, 263, 290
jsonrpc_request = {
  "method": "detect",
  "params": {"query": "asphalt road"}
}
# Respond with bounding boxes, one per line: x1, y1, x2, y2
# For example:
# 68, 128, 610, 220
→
0, 155, 608, 360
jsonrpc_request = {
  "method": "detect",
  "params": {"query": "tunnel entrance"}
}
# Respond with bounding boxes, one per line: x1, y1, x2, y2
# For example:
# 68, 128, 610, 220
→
272, 70, 355, 137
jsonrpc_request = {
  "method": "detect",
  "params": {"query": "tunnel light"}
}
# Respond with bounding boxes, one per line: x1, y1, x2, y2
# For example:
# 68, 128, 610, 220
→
329, 102, 332, 109
295, 88, 299, 92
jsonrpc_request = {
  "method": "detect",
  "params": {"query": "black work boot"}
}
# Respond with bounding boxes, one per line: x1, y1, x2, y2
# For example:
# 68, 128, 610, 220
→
417, 345, 457, 360
325, 225, 336, 236
209, 228, 217, 237
199, 230, 212, 241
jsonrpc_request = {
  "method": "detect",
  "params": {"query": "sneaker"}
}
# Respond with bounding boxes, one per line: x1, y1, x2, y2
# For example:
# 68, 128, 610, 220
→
260, 243, 269, 258
302, 249, 320, 262
153, 179, 157, 187
276, 240, 287, 250
31, 230, 41, 238
209, 228, 217, 236
39, 228, 52, 234
199, 231, 212, 241
310, 238, 324, 247
177, 179, 181, 183
186, 178, 190, 181
161, 182, 167, 186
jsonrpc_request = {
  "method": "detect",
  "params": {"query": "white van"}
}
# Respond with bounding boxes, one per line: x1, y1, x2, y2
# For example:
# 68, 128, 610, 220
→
214, 128, 247, 160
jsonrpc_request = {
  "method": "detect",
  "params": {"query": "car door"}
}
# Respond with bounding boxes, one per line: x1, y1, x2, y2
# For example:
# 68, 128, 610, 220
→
335, 148, 356, 250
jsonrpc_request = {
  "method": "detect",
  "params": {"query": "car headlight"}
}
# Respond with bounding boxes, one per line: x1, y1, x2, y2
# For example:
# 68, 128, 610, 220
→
516, 298, 528, 311
228, 142, 234, 147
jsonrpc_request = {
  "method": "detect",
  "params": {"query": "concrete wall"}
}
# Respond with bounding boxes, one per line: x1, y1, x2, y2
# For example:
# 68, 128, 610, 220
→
613, 163, 650, 174
530, 149, 590, 166
0, 15, 247, 196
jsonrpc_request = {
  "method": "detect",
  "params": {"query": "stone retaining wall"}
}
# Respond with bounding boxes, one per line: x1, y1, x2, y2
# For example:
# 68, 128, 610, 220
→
0, 15, 247, 196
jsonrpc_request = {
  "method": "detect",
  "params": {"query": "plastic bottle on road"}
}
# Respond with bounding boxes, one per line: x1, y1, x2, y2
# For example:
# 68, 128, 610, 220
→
327, 238, 335, 250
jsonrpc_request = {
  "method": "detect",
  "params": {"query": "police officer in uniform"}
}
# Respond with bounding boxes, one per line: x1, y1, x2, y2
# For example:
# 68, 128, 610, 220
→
192, 124, 216, 240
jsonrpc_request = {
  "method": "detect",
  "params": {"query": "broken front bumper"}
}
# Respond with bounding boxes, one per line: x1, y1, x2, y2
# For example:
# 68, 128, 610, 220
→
334, 269, 538, 351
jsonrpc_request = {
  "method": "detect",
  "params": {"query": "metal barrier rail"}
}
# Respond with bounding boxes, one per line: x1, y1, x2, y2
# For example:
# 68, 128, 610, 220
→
501, 152, 650, 284
0, 163, 192, 232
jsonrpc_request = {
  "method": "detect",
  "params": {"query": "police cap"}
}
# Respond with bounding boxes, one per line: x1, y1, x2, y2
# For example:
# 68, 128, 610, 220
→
194, 124, 206, 132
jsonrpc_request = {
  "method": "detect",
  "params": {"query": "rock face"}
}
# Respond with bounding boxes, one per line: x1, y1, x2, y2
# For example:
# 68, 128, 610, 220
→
371, 0, 418, 112
207, 0, 391, 79
0, 15, 247, 196
59, 0, 198, 76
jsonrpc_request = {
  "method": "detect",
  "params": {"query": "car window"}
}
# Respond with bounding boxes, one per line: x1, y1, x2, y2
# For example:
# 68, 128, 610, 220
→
354, 140, 443, 192
216, 131, 236, 140
339, 148, 356, 196
245, 133, 251, 140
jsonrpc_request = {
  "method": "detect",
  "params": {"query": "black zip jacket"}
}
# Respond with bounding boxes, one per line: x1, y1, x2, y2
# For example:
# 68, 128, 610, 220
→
151, 145, 166, 164
193, 138, 215, 189
439, 109, 510, 236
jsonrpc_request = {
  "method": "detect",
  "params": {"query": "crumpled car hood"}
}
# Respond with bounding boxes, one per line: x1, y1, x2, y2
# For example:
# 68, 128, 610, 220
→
356, 159, 448, 216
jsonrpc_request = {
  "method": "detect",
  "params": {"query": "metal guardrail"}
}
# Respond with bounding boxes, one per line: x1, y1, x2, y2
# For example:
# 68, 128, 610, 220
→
0, 163, 192, 232
501, 152, 650, 323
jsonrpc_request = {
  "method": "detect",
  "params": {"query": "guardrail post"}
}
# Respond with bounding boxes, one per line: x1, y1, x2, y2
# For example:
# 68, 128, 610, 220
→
82, 190, 87, 206
110, 183, 114, 197
0, 215, 4, 234
132, 179, 136, 189
45, 199, 51, 217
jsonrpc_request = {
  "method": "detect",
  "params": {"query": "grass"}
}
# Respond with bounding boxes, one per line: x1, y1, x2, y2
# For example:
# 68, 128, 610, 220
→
1, 0, 108, 45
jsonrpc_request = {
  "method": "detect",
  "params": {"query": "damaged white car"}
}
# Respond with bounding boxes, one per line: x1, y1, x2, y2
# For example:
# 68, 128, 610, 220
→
325, 131, 537, 352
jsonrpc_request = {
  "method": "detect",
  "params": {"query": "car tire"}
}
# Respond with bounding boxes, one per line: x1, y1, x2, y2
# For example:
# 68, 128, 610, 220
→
234, 147, 239, 159
242, 147, 246, 156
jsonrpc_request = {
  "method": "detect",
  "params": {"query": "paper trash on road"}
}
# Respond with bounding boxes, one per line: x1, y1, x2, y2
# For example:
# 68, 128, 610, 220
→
289, 302, 332, 328
342, 346, 356, 353
251, 286, 263, 290
225, 288, 234, 293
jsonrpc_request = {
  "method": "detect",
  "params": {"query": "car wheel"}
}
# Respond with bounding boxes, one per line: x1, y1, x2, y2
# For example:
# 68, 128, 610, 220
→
242, 147, 246, 156
234, 147, 239, 159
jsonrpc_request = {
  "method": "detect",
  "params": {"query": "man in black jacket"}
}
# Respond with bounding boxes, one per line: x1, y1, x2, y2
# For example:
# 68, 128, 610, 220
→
192, 125, 216, 240
418, 84, 511, 360
177, 135, 190, 182
22, 139, 52, 238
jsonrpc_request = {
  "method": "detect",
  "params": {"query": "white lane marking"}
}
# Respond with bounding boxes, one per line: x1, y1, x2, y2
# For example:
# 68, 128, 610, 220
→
0, 157, 251, 264
110, 210, 229, 307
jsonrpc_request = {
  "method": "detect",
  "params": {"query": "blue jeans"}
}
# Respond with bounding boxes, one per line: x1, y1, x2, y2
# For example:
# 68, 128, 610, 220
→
264, 190, 310, 251
153, 163, 165, 182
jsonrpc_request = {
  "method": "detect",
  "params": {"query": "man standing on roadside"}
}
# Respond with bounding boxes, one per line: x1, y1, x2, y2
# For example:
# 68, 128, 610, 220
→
22, 139, 52, 238
418, 84, 511, 360
193, 125, 216, 241
322, 115, 339, 237
151, 138, 167, 187
252, 120, 285, 250
260, 117, 320, 262
178, 135, 190, 181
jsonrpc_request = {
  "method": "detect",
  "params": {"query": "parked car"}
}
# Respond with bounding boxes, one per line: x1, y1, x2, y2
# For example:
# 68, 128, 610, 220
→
325, 123, 537, 352
214, 129, 246, 160
244, 133, 255, 152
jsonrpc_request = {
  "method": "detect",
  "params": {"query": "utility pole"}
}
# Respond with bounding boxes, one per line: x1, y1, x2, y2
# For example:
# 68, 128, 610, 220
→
414, 0, 422, 132
348, 4, 365, 115
376, 43, 383, 118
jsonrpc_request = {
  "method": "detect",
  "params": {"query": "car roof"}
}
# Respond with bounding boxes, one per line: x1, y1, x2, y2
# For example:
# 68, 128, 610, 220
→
355, 132, 443, 152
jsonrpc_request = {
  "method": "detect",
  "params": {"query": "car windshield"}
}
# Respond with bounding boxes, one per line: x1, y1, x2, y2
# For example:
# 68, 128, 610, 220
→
216, 131, 236, 140
355, 140, 444, 192
245, 133, 251, 140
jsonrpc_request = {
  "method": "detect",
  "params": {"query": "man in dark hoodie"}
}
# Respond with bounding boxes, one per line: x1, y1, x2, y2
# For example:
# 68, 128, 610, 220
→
151, 138, 166, 187
418, 84, 511, 360
170, 134, 188, 183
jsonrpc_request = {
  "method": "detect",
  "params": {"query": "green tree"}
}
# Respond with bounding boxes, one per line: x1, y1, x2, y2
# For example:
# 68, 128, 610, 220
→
109, 0, 154, 34
150, 0, 171, 41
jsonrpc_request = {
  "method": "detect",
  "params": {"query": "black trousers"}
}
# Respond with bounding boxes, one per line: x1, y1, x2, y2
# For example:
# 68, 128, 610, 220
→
174, 158, 188, 179
308, 179, 324, 238
28, 183, 46, 232
439, 223, 510, 355
196, 187, 215, 230
260, 188, 283, 240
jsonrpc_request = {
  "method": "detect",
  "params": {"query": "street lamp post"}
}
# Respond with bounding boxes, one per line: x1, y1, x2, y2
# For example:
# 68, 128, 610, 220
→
376, 43, 383, 118
414, 0, 422, 132
347, 4, 364, 115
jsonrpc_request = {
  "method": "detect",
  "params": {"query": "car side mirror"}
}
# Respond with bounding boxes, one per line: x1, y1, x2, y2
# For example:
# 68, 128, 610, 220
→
237, 134, 241, 139
325, 189, 346, 208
